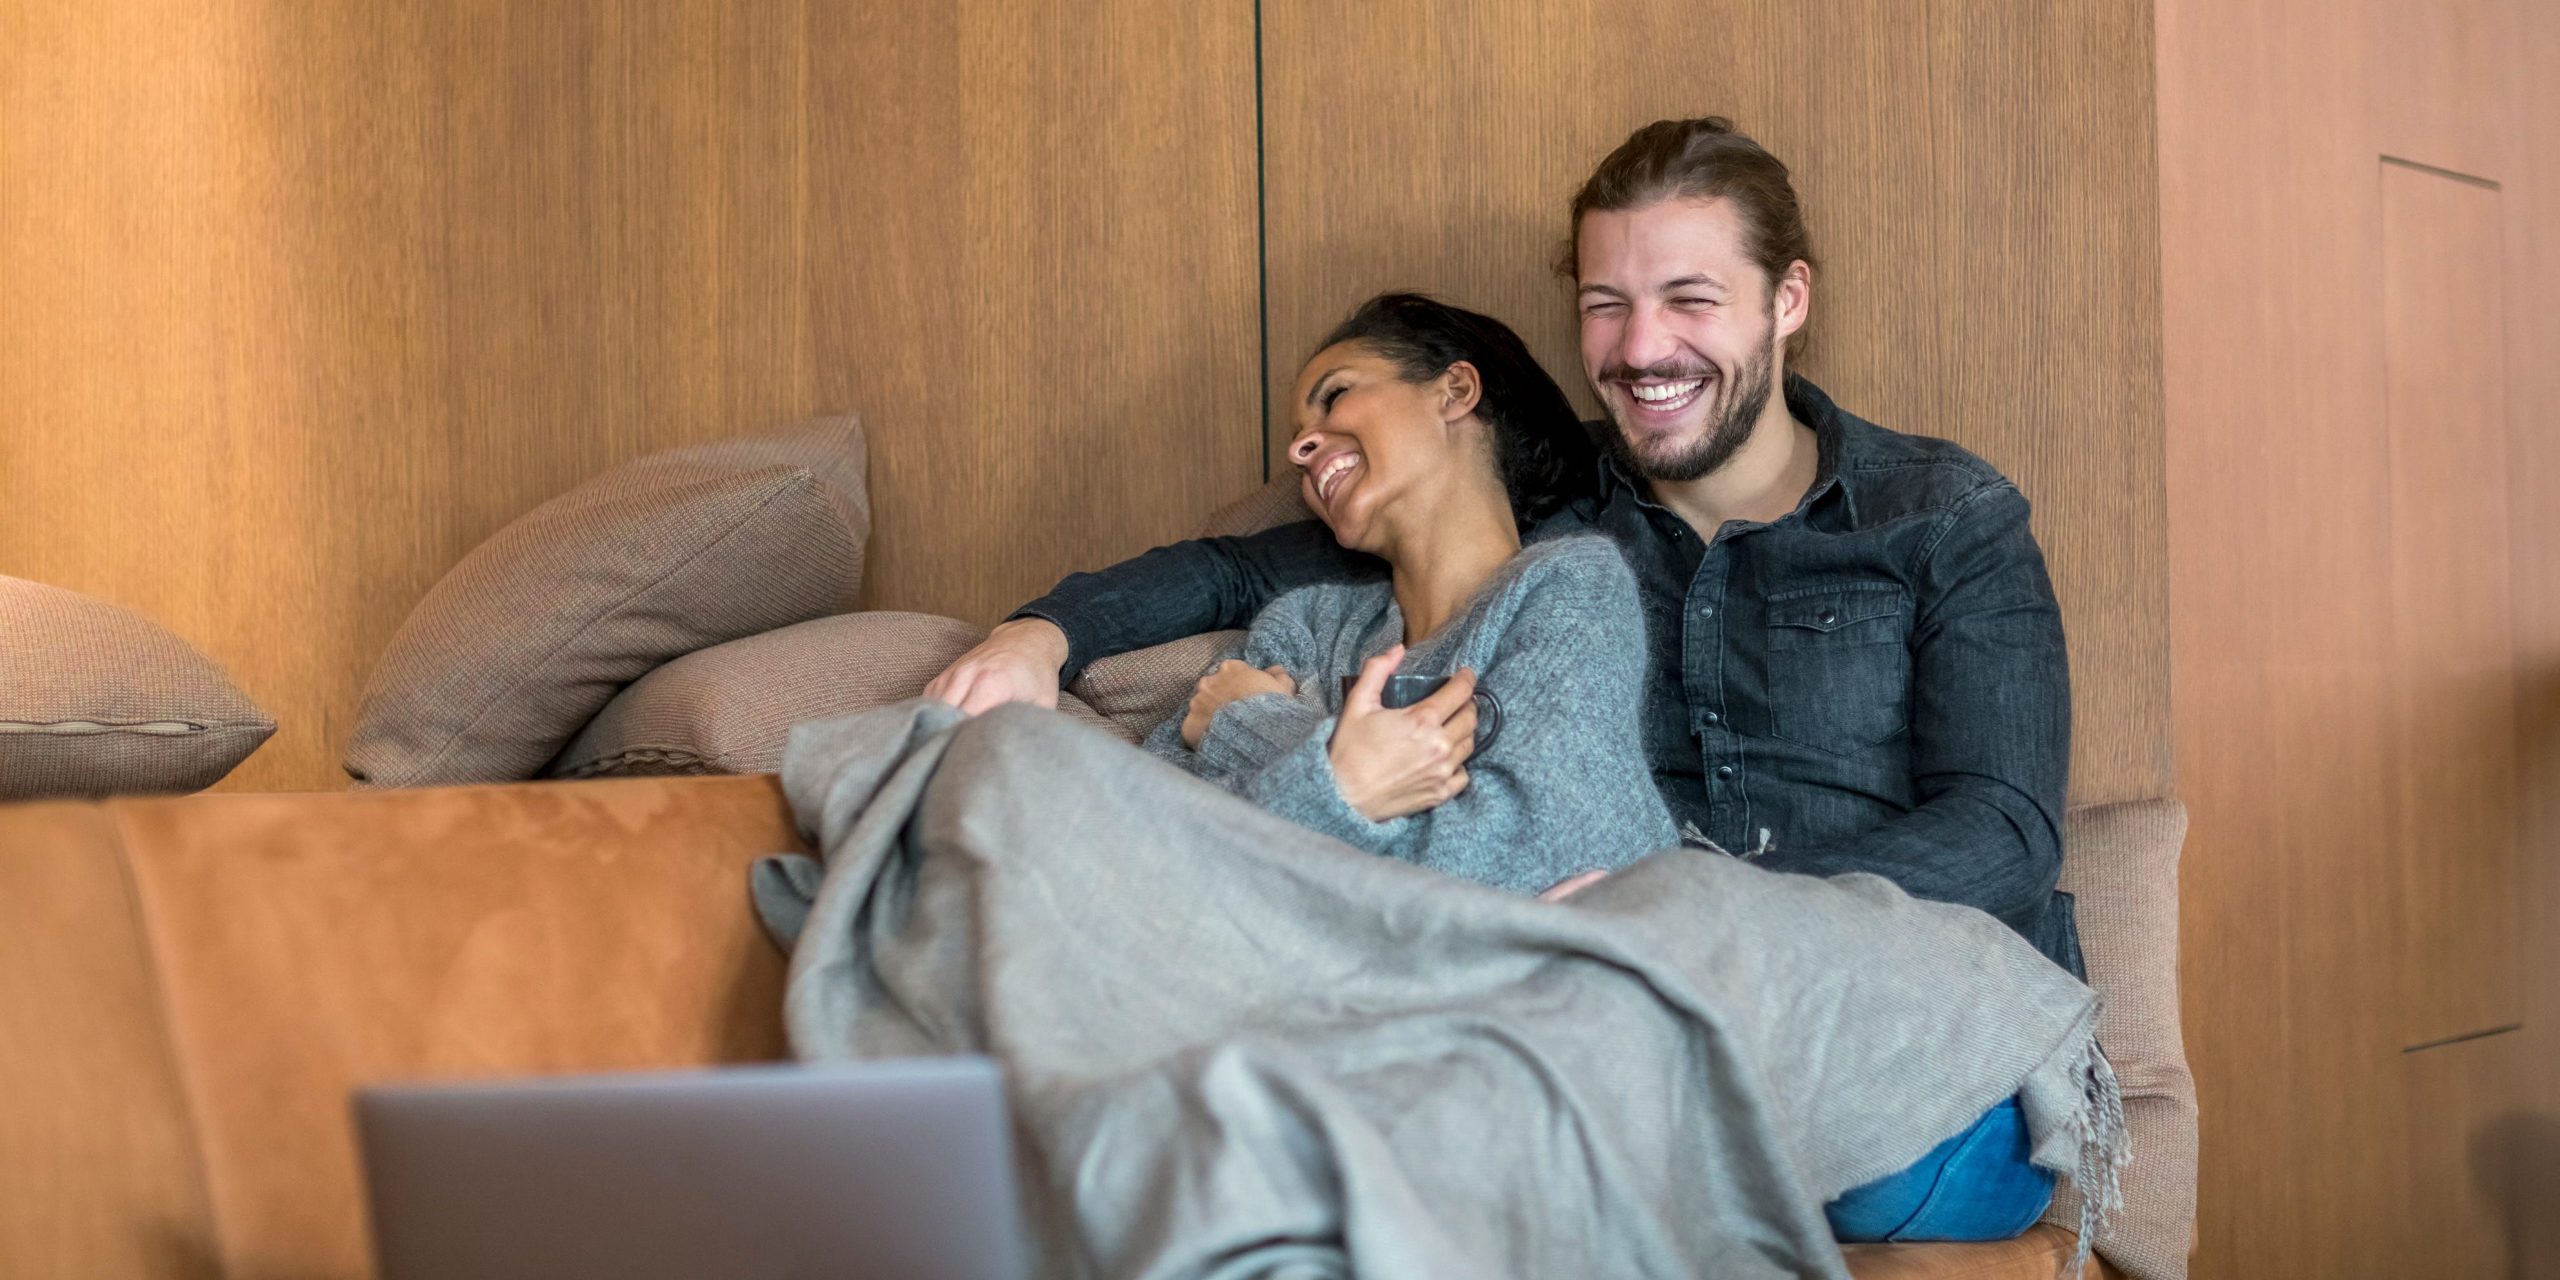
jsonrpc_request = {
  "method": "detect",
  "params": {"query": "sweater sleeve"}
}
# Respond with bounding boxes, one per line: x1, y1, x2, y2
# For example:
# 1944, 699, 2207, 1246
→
1236, 540, 1678, 894
1138, 587, 1333, 784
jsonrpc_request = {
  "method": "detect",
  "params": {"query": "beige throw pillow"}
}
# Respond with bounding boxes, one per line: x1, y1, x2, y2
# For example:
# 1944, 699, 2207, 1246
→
2042, 798, 2196, 1280
1194, 474, 1313, 538
1069, 631, 1248, 742
346, 415, 869, 789
551, 612, 1124, 778
0, 577, 275, 800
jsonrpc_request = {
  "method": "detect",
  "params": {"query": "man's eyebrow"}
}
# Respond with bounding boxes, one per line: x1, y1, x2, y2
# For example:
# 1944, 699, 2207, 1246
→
1662, 274, 1727, 292
1576, 283, 1627, 300
1303, 366, 1348, 408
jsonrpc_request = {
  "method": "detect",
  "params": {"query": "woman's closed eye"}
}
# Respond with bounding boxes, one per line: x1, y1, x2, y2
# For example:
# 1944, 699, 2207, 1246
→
1319, 383, 1346, 412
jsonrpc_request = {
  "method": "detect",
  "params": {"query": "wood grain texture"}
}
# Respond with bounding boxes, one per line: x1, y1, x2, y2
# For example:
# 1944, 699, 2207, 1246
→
2378, 163, 2523, 1050
1924, 0, 2173, 805
2504, 4, 2560, 1275
2157, 0, 2408, 1272
0, 0, 1262, 792
2161, 0, 2560, 1272
801, 0, 1262, 628
1256, 0, 2171, 805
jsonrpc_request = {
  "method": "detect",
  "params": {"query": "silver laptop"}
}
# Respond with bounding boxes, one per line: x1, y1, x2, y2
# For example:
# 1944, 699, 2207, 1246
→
355, 1057, 1031, 1280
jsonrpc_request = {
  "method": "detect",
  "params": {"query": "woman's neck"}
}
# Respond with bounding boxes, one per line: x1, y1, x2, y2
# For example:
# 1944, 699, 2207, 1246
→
1380, 486, 1524, 646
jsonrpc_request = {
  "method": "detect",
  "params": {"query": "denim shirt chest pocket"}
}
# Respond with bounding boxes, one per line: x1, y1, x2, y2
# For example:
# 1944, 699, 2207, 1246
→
1762, 581, 1912, 755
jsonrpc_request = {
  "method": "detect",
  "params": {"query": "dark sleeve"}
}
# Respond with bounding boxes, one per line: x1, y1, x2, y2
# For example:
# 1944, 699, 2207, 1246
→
1777, 483, 2070, 934
1010, 519, 1372, 684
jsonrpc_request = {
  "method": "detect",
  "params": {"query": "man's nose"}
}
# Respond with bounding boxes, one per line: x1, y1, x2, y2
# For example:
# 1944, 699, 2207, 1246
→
1616, 305, 1678, 372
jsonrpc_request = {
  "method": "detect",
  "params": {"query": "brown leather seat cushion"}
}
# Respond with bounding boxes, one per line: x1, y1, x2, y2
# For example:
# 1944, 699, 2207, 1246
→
1845, 1224, 2121, 1278
0, 775, 802, 1280
2, 772, 2138, 1279
0, 801, 222, 1279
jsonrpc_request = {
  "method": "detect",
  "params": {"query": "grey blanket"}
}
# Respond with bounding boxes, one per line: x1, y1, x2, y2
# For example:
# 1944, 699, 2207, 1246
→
755, 702, 2122, 1280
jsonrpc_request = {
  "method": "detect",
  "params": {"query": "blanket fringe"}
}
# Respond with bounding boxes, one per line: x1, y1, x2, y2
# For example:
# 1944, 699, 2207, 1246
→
2064, 1039, 2129, 1280
1679, 822, 1773, 860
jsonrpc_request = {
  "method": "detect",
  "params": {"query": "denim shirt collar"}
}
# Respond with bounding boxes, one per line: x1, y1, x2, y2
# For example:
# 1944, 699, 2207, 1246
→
1590, 374, 1859, 529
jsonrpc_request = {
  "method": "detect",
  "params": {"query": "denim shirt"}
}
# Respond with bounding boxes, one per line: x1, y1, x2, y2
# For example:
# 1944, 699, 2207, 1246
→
1020, 376, 2080, 976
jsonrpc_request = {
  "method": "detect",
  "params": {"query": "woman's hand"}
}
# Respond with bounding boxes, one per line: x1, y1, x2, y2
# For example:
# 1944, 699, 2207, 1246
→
1181, 660, 1298, 748
1539, 870, 1609, 902
924, 617, 1069, 713
1328, 646, 1478, 821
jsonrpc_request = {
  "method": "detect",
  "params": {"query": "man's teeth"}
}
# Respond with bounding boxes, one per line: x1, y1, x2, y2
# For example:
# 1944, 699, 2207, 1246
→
1631, 379, 1705, 404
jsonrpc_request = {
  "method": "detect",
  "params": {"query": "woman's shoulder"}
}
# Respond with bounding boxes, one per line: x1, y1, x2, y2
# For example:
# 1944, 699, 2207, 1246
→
1495, 532, 1638, 600
1249, 574, 1397, 657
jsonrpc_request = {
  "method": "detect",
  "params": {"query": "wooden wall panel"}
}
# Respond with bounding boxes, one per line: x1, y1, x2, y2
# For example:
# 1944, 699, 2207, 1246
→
2504, 3, 2560, 1274
801, 0, 1261, 630
2161, 0, 2560, 1272
2158, 0, 2408, 1272
0, 0, 1262, 792
1256, 0, 2170, 805
1924, 1, 2173, 801
2378, 163, 2523, 1050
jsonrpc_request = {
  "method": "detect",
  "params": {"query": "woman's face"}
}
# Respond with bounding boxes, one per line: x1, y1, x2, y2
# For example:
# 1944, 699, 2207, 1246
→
1284, 342, 1480, 554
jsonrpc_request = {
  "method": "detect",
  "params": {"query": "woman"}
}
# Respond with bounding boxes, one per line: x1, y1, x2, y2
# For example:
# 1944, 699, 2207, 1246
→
1142, 293, 1676, 895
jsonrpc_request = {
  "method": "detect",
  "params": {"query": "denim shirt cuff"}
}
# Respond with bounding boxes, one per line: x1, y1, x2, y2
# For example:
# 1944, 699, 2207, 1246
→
1007, 601, 1101, 687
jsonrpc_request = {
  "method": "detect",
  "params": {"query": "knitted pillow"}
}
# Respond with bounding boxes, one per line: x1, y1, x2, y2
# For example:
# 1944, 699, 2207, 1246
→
552, 612, 1125, 779
0, 577, 275, 800
1194, 474, 1313, 538
2041, 799, 2196, 1280
346, 416, 869, 789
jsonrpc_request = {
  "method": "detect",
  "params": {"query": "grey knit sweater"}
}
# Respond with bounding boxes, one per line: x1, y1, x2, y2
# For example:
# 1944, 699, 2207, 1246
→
1142, 534, 1679, 894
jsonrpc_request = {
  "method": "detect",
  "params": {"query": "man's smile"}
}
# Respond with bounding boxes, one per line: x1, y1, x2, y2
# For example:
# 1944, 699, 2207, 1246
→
1620, 376, 1711, 420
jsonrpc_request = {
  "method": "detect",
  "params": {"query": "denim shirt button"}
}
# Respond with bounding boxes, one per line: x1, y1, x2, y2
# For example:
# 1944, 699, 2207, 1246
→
1816, 606, 1839, 625
1702, 710, 1721, 725
1697, 605, 1716, 619
1714, 764, 1736, 780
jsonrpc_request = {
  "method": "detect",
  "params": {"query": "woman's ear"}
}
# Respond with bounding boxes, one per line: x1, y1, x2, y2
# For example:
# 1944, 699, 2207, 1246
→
1437, 360, 1483, 424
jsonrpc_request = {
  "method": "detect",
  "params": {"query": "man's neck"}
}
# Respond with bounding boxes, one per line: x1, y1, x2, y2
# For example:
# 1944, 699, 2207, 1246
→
1382, 488, 1524, 646
1648, 394, 1821, 537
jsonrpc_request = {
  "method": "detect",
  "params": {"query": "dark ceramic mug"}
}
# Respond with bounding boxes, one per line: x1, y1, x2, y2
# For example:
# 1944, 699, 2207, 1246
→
1338, 673, 1504, 752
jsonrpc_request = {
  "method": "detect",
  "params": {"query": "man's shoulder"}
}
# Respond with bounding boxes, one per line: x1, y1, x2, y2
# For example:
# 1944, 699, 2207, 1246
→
1828, 406, 2020, 521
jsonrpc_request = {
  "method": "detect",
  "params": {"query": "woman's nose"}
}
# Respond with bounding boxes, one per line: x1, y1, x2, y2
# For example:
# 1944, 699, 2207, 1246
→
1289, 434, 1324, 466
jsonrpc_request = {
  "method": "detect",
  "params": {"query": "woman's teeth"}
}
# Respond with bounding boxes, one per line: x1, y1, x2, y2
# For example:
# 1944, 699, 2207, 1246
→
1317, 454, 1359, 504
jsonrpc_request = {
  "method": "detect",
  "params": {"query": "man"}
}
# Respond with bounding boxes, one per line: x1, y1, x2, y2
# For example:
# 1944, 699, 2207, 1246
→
928, 118, 2077, 1242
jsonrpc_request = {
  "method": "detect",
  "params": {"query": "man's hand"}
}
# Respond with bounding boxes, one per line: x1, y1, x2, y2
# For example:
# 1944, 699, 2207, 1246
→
924, 617, 1069, 714
1328, 647, 1477, 822
1180, 661, 1297, 748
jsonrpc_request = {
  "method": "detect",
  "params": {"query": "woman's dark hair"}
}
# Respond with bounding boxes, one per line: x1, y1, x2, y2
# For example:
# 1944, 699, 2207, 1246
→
1316, 292, 1595, 528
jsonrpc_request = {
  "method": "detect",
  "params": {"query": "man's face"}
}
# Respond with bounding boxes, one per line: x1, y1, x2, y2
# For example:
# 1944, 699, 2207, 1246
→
1575, 197, 1806, 483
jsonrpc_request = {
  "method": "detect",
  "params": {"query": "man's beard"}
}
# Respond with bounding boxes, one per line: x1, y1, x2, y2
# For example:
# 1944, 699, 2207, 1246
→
1598, 322, 1778, 484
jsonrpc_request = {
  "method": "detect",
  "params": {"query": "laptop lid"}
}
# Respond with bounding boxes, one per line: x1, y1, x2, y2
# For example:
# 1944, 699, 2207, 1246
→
355, 1058, 1031, 1280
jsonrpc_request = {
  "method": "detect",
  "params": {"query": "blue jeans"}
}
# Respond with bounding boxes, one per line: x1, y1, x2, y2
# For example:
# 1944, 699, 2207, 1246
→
1825, 1097, 2056, 1242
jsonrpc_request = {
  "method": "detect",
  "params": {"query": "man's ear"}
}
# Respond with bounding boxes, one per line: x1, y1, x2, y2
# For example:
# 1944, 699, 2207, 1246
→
1772, 260, 1813, 346
1438, 360, 1483, 424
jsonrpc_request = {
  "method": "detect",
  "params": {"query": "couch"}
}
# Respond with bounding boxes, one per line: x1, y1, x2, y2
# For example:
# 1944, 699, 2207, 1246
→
0, 768, 2186, 1279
